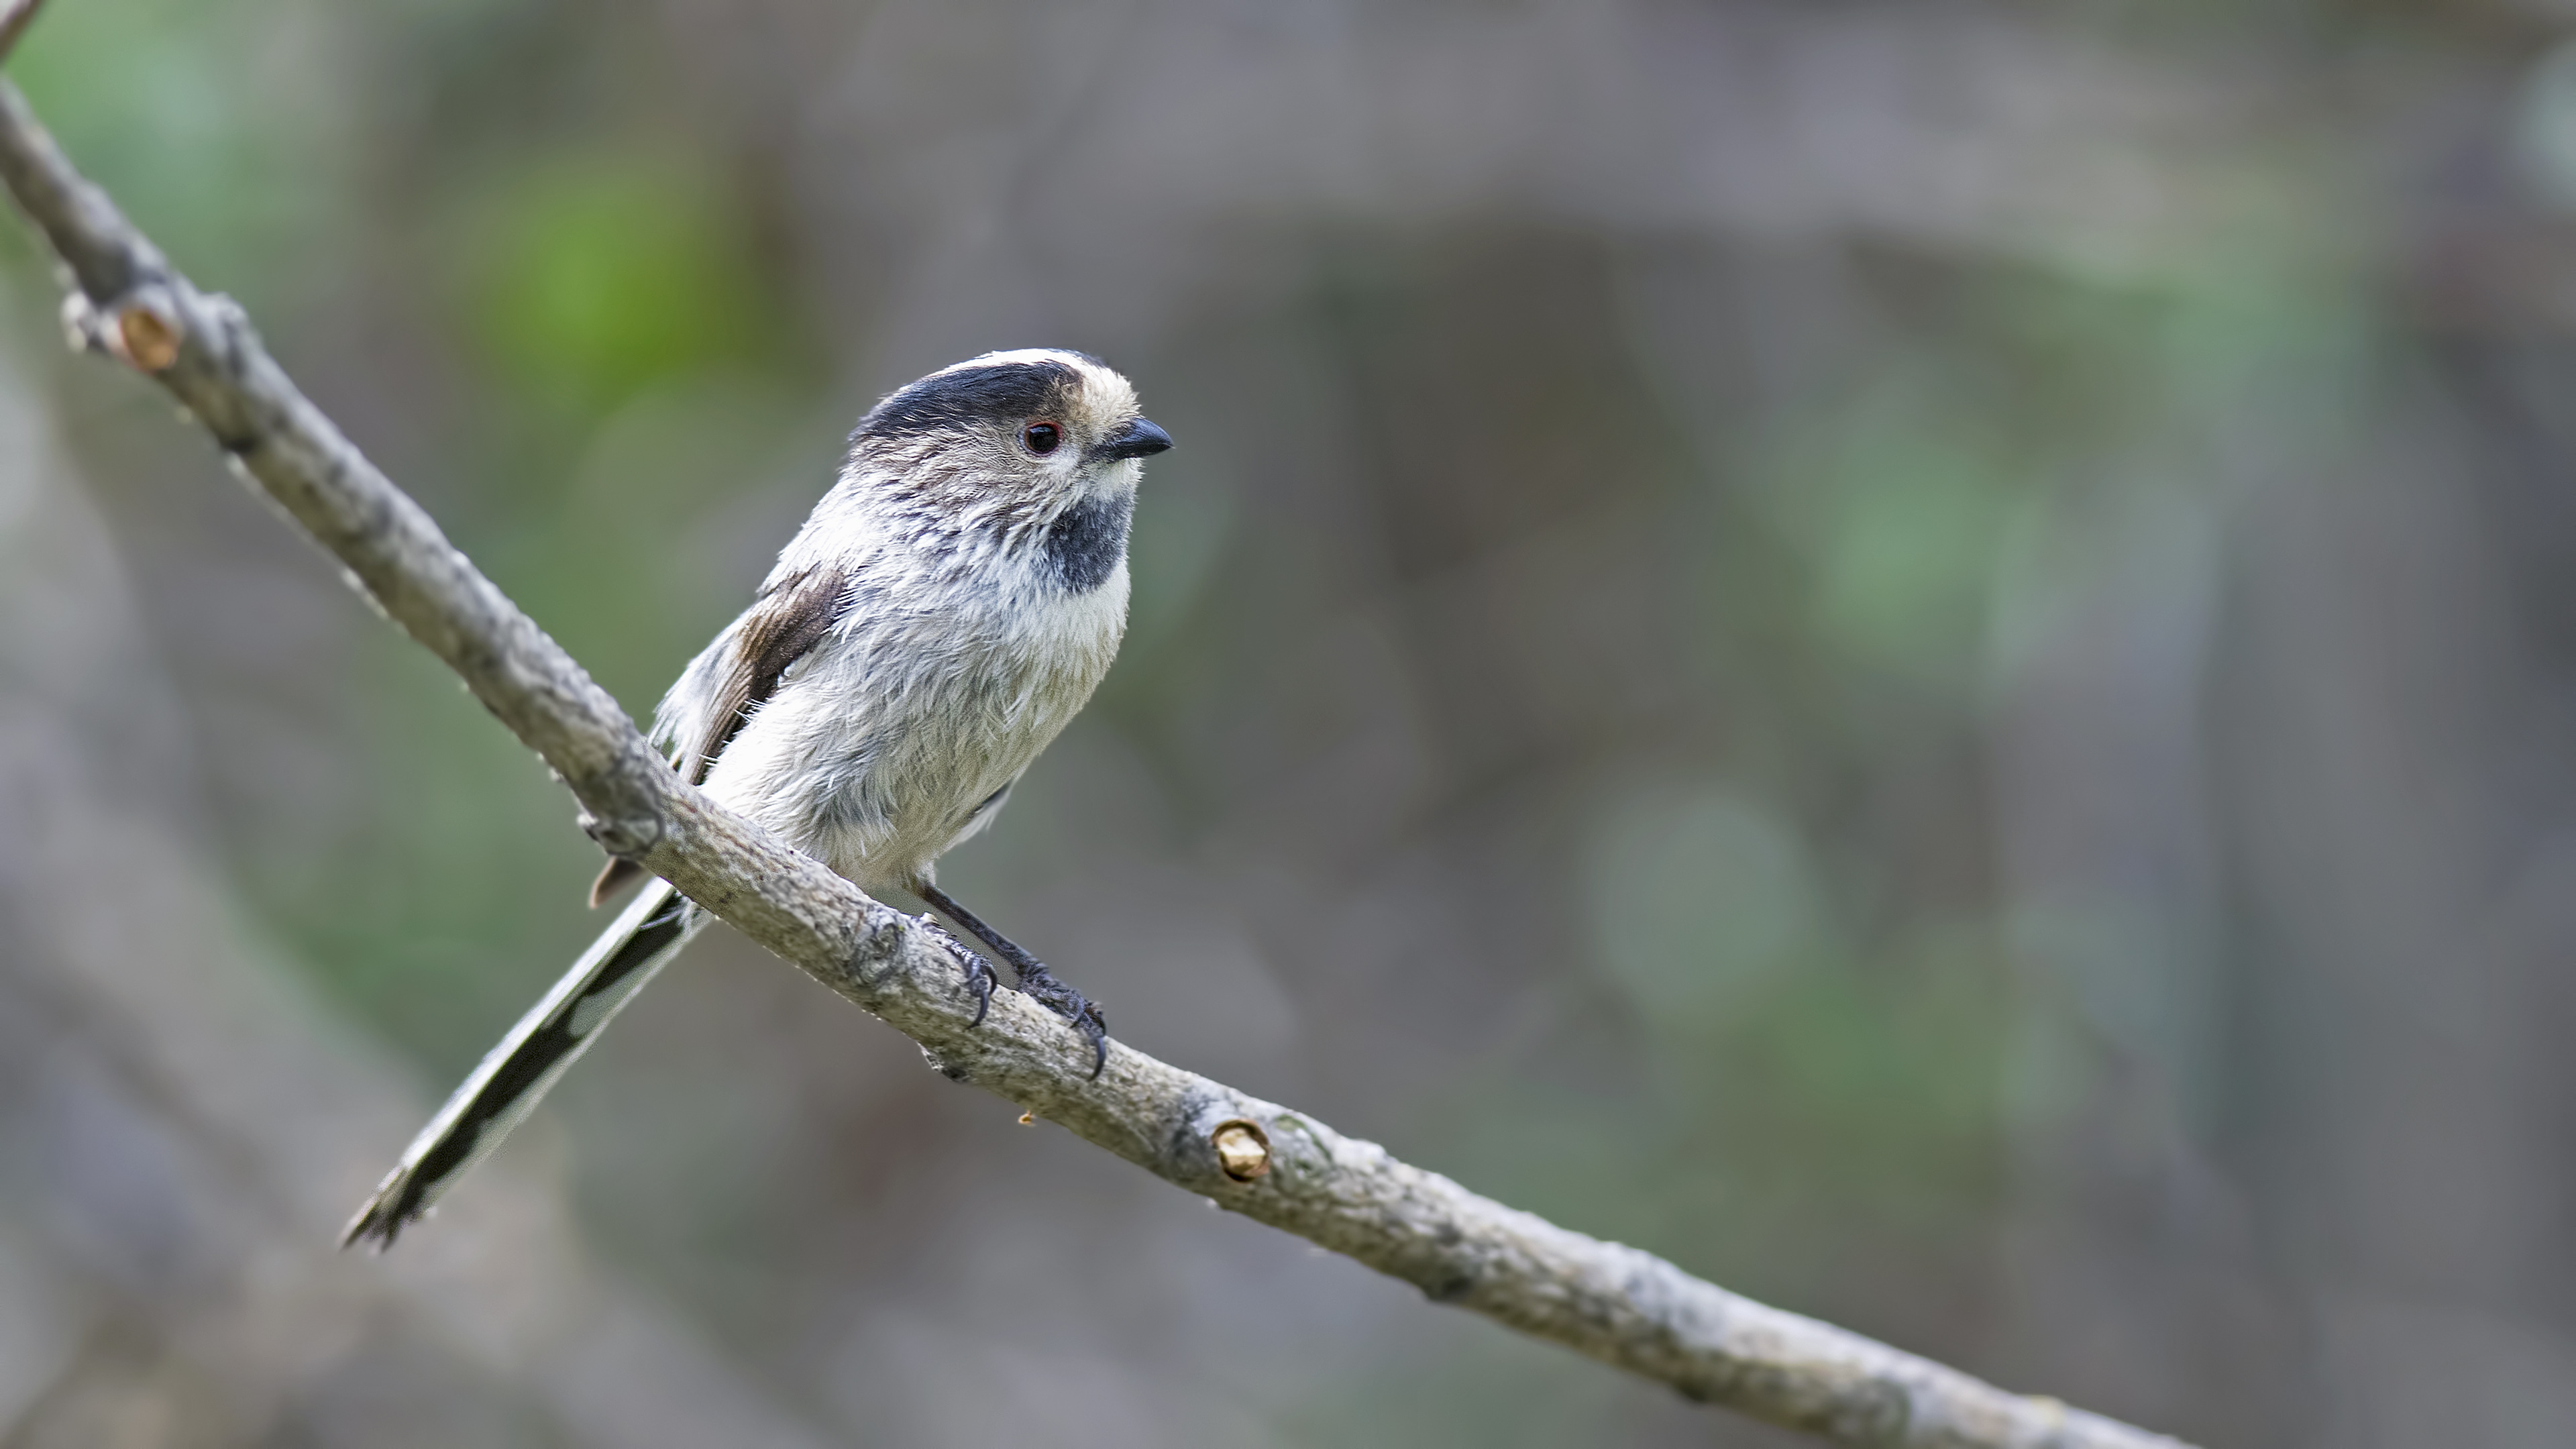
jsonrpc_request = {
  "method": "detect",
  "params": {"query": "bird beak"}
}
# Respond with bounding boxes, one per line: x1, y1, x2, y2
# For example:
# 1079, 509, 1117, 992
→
1095, 417, 1173, 461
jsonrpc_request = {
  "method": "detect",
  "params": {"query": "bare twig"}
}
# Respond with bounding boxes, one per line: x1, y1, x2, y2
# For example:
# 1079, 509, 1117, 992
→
0, 74, 2191, 1449
0, 0, 46, 68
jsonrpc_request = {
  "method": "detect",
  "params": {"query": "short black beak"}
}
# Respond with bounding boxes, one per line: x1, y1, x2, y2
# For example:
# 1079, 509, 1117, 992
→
1095, 417, 1173, 461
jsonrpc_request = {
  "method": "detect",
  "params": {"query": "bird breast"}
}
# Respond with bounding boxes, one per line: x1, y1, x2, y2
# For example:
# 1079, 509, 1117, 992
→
698, 506, 1132, 894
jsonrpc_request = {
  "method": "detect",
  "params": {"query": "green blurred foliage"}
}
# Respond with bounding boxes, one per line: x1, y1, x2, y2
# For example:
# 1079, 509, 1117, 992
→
1588, 781, 1824, 1028
8, 0, 354, 306
1801, 422, 2019, 673
462, 152, 773, 415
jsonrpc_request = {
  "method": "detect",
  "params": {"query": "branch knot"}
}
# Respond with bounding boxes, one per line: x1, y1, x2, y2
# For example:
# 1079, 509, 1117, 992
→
578, 807, 663, 859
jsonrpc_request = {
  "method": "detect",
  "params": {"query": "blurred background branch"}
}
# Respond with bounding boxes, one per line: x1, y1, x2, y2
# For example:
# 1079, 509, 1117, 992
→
0, 49, 2188, 1449
0, 1, 44, 71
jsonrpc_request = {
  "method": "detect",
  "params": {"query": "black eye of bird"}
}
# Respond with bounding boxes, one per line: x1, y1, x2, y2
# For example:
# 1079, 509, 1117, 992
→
1022, 423, 1062, 455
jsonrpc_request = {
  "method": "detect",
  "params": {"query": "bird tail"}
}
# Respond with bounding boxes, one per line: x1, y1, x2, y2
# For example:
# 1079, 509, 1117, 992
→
343, 877, 705, 1248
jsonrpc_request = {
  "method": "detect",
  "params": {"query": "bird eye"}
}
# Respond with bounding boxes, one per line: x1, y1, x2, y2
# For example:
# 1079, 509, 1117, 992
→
1022, 423, 1062, 455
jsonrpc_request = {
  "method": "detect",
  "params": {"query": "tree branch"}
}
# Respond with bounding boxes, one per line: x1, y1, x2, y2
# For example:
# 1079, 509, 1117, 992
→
0, 73, 2190, 1449
0, 1, 44, 69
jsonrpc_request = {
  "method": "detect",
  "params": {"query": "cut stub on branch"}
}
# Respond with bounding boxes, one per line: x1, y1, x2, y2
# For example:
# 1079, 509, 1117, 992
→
60, 284, 186, 374
111, 291, 182, 371
1210, 1119, 1272, 1182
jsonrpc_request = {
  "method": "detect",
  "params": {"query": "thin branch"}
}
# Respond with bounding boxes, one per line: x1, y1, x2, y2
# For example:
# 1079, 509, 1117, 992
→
0, 75, 2191, 1449
0, 0, 46, 69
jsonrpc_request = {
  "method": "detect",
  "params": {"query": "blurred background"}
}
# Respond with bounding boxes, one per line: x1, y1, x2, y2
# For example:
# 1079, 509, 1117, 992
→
1, 0, 2573, 1444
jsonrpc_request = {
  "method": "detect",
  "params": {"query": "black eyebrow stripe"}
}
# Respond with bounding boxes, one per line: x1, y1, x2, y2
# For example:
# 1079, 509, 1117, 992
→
853, 360, 1081, 441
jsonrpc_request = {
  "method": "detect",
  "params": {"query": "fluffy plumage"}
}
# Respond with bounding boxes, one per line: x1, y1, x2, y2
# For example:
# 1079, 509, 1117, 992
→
347, 350, 1167, 1247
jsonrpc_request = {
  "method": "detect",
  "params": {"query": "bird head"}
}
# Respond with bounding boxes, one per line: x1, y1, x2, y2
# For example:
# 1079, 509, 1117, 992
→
847, 349, 1171, 524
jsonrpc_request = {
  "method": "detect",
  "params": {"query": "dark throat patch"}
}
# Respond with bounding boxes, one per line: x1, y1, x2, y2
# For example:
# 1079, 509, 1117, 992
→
1043, 490, 1133, 592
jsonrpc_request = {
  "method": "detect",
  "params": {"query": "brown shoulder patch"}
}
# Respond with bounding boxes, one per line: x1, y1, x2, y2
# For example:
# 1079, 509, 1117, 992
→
686, 563, 853, 786
585, 565, 849, 907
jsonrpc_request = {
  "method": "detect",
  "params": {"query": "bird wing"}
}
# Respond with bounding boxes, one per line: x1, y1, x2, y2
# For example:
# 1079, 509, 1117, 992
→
588, 561, 853, 907
684, 561, 854, 786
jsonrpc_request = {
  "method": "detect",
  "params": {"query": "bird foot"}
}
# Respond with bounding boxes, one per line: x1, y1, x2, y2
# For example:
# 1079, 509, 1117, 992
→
1010, 961, 1108, 1077
916, 916, 998, 1026
912, 883, 1108, 1077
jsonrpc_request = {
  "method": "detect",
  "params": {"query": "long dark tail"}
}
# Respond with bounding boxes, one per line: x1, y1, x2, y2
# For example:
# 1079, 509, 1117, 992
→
343, 879, 704, 1248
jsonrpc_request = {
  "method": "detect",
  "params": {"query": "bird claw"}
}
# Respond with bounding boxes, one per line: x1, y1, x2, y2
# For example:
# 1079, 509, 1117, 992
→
912, 885, 1108, 1077
1012, 963, 1108, 1078
918, 916, 998, 1027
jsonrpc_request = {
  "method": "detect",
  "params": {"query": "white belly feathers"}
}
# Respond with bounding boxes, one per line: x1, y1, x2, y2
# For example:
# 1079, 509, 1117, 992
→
692, 524, 1130, 896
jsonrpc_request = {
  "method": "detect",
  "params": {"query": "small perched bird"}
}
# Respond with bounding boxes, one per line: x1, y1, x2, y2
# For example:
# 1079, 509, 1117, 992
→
344, 349, 1172, 1248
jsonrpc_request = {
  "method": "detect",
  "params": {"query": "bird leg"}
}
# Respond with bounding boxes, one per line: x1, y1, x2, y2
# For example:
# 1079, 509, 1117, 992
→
916, 881, 1108, 1077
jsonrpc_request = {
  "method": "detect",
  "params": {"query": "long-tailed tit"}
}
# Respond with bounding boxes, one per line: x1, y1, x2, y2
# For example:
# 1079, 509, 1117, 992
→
344, 349, 1172, 1248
